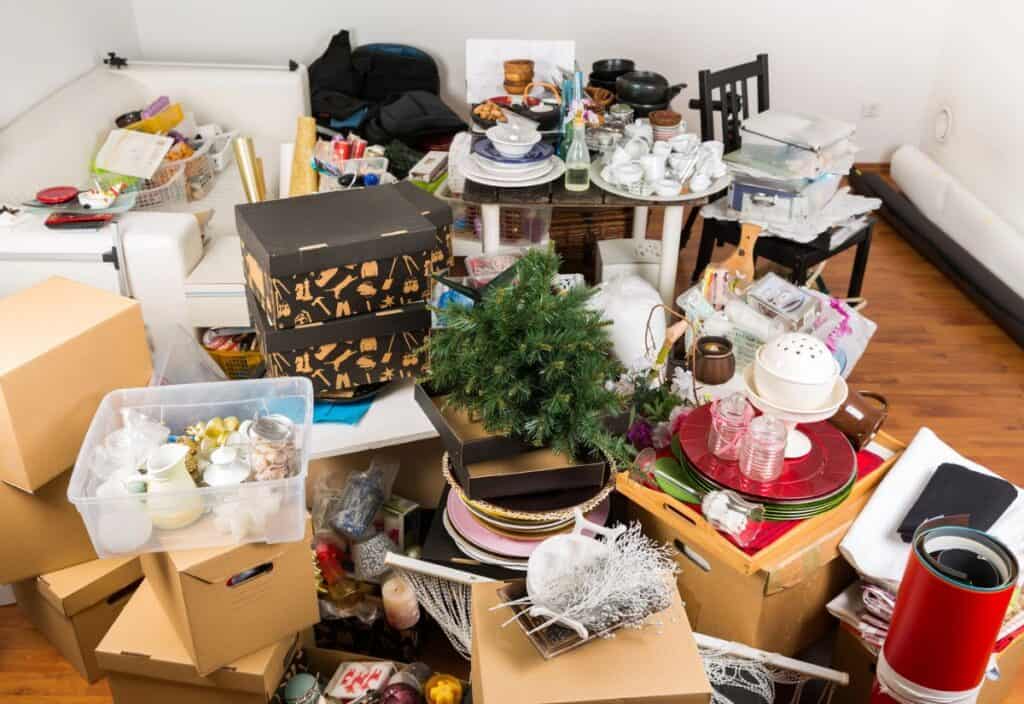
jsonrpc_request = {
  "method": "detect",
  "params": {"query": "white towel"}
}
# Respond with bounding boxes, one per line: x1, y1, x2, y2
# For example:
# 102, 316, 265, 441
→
839, 427, 1024, 591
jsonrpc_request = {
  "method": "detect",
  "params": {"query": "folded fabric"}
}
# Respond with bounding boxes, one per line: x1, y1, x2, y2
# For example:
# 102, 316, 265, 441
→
313, 398, 373, 425
898, 462, 1017, 542
839, 427, 1024, 591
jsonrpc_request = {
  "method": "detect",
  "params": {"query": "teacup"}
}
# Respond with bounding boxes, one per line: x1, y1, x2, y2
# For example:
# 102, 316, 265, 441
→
611, 162, 644, 186
652, 141, 672, 159
639, 154, 665, 183
609, 146, 631, 166
623, 137, 649, 160
669, 133, 699, 154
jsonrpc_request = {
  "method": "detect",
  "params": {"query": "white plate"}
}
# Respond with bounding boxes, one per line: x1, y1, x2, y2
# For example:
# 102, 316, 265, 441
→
590, 161, 732, 202
472, 154, 553, 178
463, 156, 566, 188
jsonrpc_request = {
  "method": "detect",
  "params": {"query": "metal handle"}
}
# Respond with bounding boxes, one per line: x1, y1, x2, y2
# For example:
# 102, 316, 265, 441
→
750, 194, 777, 207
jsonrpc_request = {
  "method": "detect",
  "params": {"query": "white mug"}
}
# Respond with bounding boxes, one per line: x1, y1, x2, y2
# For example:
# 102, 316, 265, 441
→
652, 141, 672, 159
639, 154, 665, 183
610, 145, 631, 165
623, 137, 649, 160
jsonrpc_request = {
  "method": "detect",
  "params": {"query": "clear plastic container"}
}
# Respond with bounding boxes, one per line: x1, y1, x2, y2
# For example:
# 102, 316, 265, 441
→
68, 378, 313, 556
129, 163, 188, 210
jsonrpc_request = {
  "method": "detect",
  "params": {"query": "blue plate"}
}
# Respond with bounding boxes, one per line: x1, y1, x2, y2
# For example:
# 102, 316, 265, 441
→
473, 139, 554, 164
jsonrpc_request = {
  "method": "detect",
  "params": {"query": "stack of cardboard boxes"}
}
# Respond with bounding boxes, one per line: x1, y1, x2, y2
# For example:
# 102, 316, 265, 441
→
237, 182, 452, 399
2, 278, 320, 699
0, 278, 153, 681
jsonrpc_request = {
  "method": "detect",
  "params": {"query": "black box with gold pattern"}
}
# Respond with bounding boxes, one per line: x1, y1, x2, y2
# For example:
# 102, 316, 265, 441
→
249, 291, 430, 397
236, 184, 450, 330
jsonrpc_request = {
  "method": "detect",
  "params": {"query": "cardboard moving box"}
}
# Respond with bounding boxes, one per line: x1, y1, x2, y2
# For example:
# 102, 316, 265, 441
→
0, 468, 98, 584
0, 277, 152, 492
97, 580, 298, 704
140, 522, 318, 675
13, 557, 142, 682
470, 581, 712, 704
623, 433, 906, 655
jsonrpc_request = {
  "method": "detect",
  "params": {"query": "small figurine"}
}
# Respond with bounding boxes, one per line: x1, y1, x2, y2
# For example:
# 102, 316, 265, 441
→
423, 674, 462, 704
78, 180, 125, 210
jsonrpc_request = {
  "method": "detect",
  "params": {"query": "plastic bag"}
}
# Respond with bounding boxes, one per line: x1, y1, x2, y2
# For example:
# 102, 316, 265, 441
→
804, 289, 876, 377
589, 275, 665, 368
316, 456, 400, 541
149, 324, 228, 386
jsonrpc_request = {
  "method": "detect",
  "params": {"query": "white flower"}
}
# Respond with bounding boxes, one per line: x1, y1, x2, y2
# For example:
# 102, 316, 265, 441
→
670, 367, 696, 403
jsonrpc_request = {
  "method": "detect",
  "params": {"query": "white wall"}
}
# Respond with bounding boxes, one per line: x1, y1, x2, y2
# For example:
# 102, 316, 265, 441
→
0, 0, 140, 127
920, 2, 1023, 233
129, 0, 952, 162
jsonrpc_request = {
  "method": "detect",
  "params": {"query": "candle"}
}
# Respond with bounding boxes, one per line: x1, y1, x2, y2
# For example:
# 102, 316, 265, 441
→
382, 573, 420, 631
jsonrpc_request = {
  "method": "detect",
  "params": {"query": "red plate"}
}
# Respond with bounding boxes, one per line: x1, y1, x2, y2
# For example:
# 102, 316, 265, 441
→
35, 186, 80, 204
677, 404, 855, 501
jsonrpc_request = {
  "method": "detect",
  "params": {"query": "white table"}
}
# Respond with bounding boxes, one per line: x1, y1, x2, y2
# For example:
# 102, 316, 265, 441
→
309, 380, 437, 459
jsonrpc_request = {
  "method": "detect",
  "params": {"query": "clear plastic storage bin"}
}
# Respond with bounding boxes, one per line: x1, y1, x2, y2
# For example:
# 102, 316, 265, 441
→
68, 378, 313, 556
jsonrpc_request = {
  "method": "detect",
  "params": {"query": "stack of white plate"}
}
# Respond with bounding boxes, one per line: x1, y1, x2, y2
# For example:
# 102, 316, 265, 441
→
463, 139, 565, 188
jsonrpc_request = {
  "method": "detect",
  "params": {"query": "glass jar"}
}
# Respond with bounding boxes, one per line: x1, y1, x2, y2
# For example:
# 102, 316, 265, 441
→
738, 415, 788, 482
247, 414, 297, 481
706, 393, 753, 461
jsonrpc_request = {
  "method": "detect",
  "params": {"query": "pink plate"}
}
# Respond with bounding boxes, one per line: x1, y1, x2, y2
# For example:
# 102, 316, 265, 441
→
678, 404, 855, 501
445, 490, 610, 559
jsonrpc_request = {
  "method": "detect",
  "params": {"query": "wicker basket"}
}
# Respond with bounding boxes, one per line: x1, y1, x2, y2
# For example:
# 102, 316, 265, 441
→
463, 205, 633, 280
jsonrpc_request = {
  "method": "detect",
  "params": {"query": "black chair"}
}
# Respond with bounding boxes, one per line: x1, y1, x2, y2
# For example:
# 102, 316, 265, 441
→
685, 54, 874, 297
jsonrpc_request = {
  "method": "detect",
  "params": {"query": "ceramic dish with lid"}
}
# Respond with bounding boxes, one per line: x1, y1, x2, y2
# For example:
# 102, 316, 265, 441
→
754, 333, 840, 411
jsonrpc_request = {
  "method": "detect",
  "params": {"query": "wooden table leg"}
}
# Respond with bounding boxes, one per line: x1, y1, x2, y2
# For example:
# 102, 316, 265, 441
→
632, 206, 649, 240
480, 204, 501, 254
658, 205, 684, 305
848, 225, 873, 298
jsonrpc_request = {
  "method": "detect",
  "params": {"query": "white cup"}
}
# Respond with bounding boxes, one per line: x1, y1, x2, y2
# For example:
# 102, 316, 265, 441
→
652, 141, 672, 159
610, 146, 631, 165
639, 154, 665, 183
624, 137, 649, 160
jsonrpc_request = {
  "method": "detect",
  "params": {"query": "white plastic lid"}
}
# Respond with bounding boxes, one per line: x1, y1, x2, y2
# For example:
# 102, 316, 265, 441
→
758, 332, 837, 384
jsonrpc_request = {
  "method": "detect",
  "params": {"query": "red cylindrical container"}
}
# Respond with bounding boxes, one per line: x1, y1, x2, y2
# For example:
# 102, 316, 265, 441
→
871, 525, 1018, 703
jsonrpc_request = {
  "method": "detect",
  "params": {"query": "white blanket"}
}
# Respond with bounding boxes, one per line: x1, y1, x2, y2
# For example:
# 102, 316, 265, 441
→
839, 427, 1024, 591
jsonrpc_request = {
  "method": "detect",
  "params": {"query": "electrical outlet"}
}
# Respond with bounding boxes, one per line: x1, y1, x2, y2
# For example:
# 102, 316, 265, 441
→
861, 102, 881, 119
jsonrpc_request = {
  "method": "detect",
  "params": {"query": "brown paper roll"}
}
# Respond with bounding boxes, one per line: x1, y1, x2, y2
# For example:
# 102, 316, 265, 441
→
289, 116, 319, 197
232, 136, 262, 203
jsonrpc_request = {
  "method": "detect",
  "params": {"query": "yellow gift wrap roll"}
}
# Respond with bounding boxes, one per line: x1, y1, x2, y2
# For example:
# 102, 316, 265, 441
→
289, 116, 319, 197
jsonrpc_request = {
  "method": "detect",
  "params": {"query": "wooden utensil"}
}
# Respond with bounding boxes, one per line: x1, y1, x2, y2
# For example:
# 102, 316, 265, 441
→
716, 222, 761, 290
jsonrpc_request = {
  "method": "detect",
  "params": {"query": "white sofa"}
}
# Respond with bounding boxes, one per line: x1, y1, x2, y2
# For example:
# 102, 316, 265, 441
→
0, 60, 309, 342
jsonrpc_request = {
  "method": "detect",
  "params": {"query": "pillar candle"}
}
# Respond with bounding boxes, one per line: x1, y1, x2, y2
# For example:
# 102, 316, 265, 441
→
382, 573, 420, 631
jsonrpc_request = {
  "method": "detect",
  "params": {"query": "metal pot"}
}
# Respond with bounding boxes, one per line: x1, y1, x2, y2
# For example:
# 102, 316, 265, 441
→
591, 58, 635, 81
616, 71, 685, 105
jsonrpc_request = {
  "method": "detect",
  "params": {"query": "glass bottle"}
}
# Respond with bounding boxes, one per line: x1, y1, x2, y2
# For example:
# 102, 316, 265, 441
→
564, 115, 591, 192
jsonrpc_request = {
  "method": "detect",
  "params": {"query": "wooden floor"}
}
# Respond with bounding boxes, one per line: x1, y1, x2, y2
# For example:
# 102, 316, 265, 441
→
1, 206, 1022, 702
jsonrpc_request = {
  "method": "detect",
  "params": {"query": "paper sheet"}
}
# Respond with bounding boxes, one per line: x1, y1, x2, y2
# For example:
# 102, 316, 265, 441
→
701, 187, 880, 243
839, 427, 1024, 592
94, 129, 174, 179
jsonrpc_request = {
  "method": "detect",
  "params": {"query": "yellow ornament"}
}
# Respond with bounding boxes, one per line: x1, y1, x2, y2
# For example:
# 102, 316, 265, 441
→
424, 674, 463, 704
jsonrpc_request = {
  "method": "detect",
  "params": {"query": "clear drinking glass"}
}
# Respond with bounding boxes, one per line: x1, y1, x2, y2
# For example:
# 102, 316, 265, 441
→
739, 415, 788, 482
707, 393, 753, 461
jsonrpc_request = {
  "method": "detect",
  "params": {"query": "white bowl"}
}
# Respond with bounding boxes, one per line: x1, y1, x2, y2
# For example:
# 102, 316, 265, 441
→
611, 162, 643, 186
486, 126, 541, 158
753, 339, 839, 411
654, 178, 681, 196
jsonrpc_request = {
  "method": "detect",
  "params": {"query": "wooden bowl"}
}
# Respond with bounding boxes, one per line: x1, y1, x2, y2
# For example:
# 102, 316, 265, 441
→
503, 59, 535, 84
649, 109, 682, 127
504, 80, 529, 95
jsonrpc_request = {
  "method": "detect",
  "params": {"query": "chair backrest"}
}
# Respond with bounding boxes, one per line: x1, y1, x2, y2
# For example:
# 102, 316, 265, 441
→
688, 54, 770, 152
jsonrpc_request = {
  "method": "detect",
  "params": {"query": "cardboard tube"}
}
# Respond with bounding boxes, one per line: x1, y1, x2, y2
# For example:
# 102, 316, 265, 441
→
289, 116, 319, 197
232, 136, 262, 203
254, 157, 267, 201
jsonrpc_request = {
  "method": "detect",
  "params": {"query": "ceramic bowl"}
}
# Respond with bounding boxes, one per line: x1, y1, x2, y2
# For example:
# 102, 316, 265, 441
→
753, 333, 839, 411
655, 178, 681, 197
611, 162, 644, 186
486, 125, 541, 158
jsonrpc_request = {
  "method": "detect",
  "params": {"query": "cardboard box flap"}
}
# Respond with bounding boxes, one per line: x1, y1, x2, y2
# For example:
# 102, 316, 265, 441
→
252, 295, 431, 355
169, 540, 296, 585
471, 582, 712, 704
36, 557, 141, 617
0, 277, 139, 375
97, 581, 296, 694
235, 188, 438, 279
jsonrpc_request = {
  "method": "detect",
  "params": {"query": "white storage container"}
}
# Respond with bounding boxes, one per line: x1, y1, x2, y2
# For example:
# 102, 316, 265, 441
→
726, 172, 841, 226
68, 378, 313, 557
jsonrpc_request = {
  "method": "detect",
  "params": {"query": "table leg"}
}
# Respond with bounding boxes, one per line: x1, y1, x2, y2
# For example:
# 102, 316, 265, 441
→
480, 204, 501, 254
658, 205, 684, 305
632, 206, 649, 240
848, 225, 873, 298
